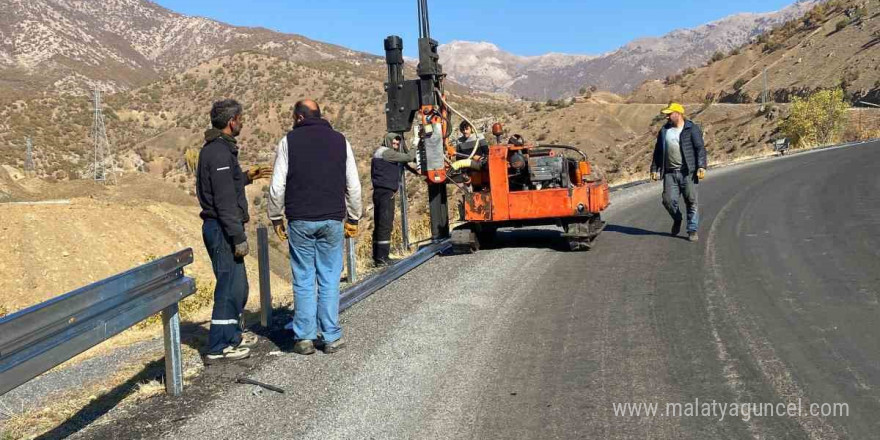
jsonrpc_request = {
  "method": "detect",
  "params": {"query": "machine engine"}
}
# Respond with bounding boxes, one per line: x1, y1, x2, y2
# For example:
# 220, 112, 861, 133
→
527, 151, 565, 189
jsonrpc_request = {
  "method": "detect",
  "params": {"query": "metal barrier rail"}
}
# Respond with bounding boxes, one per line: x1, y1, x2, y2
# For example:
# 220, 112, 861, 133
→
0, 249, 196, 397
256, 224, 449, 322
340, 239, 450, 312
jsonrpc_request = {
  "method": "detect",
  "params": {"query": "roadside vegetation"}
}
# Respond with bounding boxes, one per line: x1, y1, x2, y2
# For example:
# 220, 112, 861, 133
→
782, 88, 850, 148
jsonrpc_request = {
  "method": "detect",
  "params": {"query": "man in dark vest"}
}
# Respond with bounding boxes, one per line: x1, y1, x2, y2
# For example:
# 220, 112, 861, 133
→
650, 103, 708, 242
196, 99, 271, 363
371, 133, 415, 266
267, 99, 362, 355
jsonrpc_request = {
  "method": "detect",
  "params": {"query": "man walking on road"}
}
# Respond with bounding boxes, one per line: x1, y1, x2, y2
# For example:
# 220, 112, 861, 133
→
650, 103, 707, 242
371, 133, 415, 266
197, 99, 271, 363
268, 99, 362, 355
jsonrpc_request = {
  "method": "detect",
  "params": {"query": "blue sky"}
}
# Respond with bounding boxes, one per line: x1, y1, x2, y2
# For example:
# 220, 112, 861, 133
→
153, 0, 796, 57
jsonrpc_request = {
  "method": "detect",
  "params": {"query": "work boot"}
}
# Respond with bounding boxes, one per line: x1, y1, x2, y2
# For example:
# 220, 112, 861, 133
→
688, 231, 699, 242
292, 339, 316, 355
671, 218, 682, 236
205, 345, 251, 364
374, 256, 401, 267
373, 243, 394, 267
322, 338, 346, 354
235, 331, 259, 348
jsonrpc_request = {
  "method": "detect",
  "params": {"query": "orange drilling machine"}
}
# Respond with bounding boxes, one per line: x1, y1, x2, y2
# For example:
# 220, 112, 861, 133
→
383, 0, 609, 253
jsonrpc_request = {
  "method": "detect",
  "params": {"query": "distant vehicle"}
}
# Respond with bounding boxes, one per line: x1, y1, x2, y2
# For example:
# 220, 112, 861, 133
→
773, 138, 790, 155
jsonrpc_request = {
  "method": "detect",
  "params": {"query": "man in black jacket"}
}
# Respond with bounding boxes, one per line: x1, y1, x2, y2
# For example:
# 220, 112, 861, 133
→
196, 99, 271, 363
371, 133, 415, 266
650, 103, 707, 242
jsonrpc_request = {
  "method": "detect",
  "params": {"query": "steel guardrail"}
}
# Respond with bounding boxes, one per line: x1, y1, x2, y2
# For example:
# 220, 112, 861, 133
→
0, 249, 196, 397
339, 239, 451, 312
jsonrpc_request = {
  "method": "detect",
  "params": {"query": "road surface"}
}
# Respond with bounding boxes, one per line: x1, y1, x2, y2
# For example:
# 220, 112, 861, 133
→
77, 142, 880, 439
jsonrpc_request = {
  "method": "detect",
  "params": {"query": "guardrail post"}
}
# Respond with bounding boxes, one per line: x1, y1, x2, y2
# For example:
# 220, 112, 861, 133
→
345, 237, 357, 284
399, 167, 410, 250
257, 225, 272, 327
161, 303, 183, 397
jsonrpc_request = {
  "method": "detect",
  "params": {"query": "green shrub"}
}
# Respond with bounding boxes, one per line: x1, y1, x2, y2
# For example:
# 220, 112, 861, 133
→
733, 78, 748, 91
835, 19, 848, 32
781, 88, 849, 148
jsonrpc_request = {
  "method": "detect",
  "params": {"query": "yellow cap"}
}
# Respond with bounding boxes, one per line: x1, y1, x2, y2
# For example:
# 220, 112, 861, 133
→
661, 102, 685, 115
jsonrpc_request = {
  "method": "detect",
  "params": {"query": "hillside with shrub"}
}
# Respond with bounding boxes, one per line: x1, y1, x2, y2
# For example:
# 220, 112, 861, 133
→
629, 0, 880, 106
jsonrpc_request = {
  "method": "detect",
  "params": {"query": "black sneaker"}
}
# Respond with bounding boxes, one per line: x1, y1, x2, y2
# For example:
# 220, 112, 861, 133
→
205, 346, 251, 364
688, 231, 699, 242
322, 338, 346, 354
671, 218, 682, 236
292, 339, 316, 355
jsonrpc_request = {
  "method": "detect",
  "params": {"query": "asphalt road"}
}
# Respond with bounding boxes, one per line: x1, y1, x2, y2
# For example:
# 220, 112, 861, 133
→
78, 142, 879, 439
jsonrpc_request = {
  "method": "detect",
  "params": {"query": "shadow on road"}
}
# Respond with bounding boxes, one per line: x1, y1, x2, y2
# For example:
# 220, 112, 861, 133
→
604, 224, 670, 237
604, 224, 692, 242
480, 229, 571, 252
35, 358, 167, 440
33, 309, 290, 439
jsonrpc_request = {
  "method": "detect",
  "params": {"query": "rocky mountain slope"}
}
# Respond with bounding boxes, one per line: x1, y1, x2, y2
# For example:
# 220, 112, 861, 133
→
0, 0, 376, 98
629, 0, 880, 105
439, 1, 818, 98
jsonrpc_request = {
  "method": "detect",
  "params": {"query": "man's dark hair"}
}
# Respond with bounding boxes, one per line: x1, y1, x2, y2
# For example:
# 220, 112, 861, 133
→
294, 100, 321, 120
210, 99, 242, 129
459, 120, 473, 132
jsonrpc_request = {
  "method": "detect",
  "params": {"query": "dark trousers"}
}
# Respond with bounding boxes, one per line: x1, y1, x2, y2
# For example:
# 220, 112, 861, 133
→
372, 187, 396, 263
202, 218, 249, 354
662, 169, 699, 232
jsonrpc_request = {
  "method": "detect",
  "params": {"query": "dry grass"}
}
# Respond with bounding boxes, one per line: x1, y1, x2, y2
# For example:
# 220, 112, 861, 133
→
0, 344, 201, 439
136, 278, 215, 329
0, 305, 7, 318
349, 210, 433, 277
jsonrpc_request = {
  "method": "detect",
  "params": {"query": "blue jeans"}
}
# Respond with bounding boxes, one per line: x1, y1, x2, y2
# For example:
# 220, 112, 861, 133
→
662, 170, 699, 232
288, 219, 344, 343
202, 219, 248, 354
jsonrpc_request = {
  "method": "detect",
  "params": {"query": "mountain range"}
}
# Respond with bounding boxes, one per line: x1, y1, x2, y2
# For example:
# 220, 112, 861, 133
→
438, 1, 819, 98
1, 0, 822, 101
0, 0, 376, 98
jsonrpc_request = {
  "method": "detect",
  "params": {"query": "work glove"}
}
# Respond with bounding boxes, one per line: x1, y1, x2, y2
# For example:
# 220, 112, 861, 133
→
697, 168, 706, 180
651, 171, 660, 181
344, 221, 358, 238
233, 240, 249, 258
246, 165, 273, 182
451, 159, 472, 170
272, 219, 288, 241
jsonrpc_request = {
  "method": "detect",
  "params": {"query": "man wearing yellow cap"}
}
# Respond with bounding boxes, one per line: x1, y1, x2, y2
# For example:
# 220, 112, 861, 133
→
650, 103, 707, 242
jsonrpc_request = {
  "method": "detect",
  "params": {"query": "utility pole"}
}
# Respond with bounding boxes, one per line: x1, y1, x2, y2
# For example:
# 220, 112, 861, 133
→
89, 85, 116, 184
25, 137, 34, 174
761, 67, 768, 111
